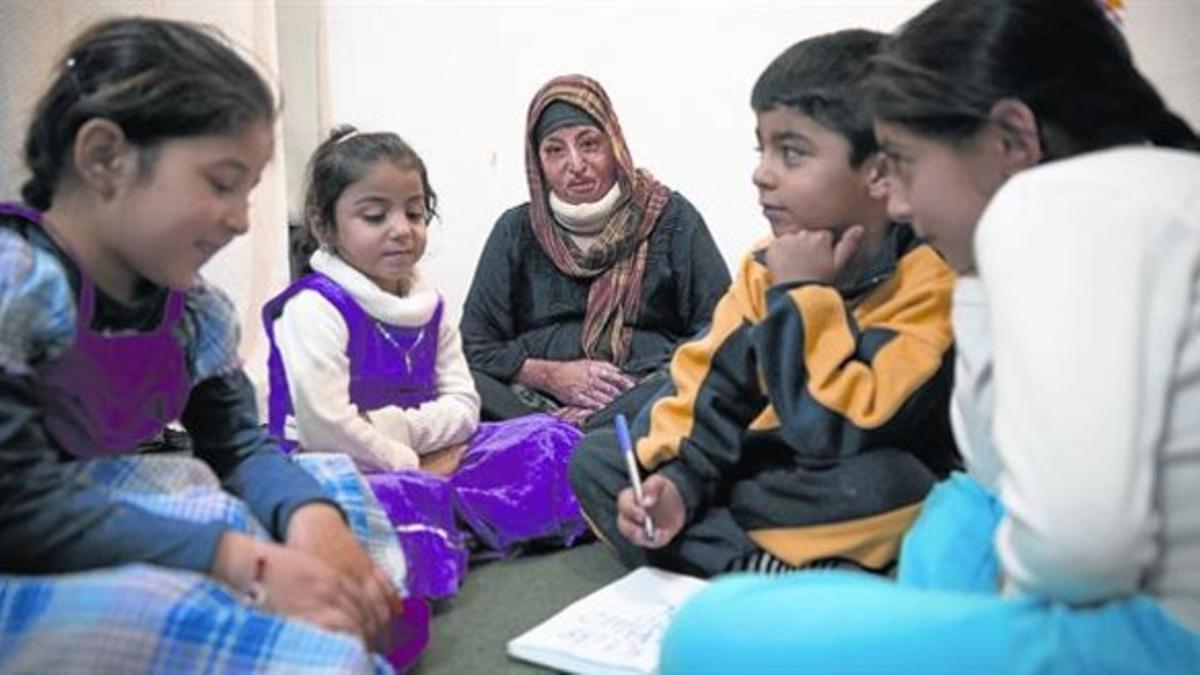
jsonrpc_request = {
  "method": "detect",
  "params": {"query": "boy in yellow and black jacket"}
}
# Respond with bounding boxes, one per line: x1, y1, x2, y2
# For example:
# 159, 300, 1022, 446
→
569, 29, 958, 575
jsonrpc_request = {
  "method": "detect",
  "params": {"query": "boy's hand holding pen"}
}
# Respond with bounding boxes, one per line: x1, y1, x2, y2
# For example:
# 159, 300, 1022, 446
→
613, 414, 687, 548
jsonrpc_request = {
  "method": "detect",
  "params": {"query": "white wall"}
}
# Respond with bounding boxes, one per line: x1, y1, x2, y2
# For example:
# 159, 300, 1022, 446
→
3, 0, 1197, 363
316, 0, 1200, 320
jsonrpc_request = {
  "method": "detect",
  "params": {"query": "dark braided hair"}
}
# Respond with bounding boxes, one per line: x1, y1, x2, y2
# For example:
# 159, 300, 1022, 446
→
866, 0, 1199, 158
752, 29, 887, 167
22, 16, 276, 210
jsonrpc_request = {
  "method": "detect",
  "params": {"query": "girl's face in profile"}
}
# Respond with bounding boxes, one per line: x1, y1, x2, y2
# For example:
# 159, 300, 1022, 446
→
874, 120, 1011, 275
103, 120, 274, 297
330, 160, 429, 295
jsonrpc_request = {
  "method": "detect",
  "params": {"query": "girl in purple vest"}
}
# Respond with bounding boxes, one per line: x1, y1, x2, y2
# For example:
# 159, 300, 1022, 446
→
0, 17, 426, 673
265, 127, 587, 600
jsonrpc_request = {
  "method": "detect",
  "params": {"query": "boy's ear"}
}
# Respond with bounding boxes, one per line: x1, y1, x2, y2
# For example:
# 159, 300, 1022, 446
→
72, 118, 133, 200
988, 99, 1042, 173
862, 152, 889, 201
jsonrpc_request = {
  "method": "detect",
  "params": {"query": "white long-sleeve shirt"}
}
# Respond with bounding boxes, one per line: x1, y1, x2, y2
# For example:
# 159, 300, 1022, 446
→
969, 146, 1200, 632
948, 277, 998, 491
272, 250, 480, 473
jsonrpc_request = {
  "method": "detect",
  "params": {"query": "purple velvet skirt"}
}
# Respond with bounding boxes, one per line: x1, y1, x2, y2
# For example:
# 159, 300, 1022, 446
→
367, 413, 585, 599
367, 469, 466, 600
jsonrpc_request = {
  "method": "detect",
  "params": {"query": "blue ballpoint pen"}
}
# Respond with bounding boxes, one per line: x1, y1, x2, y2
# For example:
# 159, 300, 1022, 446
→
615, 413, 655, 541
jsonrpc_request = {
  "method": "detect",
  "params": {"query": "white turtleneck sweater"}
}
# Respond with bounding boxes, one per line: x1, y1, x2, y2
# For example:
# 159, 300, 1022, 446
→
549, 182, 623, 252
272, 249, 480, 473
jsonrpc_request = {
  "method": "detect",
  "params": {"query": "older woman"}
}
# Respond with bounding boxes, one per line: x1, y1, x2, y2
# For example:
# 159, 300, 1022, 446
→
462, 75, 730, 430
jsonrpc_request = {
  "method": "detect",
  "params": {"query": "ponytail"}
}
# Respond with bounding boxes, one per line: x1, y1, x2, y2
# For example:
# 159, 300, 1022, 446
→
1147, 109, 1200, 152
868, 0, 1199, 159
20, 17, 275, 211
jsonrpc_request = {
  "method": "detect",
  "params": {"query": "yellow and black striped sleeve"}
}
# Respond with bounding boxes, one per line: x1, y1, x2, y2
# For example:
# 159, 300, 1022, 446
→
634, 250, 772, 515
749, 244, 955, 460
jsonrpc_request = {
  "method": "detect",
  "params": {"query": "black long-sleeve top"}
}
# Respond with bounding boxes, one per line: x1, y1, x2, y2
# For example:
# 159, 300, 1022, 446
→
461, 192, 731, 380
0, 213, 334, 574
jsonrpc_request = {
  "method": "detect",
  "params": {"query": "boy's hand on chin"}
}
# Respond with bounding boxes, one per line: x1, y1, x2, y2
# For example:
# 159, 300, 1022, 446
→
767, 225, 864, 285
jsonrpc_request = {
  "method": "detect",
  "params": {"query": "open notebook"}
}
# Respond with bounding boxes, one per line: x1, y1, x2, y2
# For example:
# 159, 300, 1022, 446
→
507, 567, 710, 675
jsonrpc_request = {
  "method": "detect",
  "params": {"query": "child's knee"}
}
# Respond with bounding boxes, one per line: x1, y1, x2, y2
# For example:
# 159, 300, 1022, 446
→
849, 447, 939, 506
660, 578, 762, 672
567, 430, 624, 503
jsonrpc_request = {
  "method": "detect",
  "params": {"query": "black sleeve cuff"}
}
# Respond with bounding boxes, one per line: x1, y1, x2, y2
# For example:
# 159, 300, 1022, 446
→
658, 460, 706, 522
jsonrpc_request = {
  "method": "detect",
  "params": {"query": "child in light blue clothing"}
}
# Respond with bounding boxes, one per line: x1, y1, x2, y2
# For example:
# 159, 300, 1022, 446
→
661, 1, 1200, 672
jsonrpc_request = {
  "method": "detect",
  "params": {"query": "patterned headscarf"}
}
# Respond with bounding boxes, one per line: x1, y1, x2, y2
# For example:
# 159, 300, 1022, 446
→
525, 74, 671, 366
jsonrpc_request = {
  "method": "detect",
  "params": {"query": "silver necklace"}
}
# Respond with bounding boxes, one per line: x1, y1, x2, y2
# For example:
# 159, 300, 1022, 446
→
375, 320, 430, 372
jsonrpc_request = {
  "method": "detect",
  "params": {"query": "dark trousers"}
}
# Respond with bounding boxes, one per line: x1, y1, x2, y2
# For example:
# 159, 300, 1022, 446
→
471, 369, 668, 432
569, 428, 938, 577
568, 427, 760, 576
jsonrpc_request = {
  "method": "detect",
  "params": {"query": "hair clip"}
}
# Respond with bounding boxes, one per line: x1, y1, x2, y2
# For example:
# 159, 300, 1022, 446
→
63, 55, 86, 94
1098, 0, 1125, 24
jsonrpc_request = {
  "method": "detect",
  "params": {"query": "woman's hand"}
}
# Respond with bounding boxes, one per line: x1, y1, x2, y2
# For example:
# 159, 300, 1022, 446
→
554, 405, 597, 427
420, 442, 469, 477
543, 359, 636, 408
616, 474, 686, 548
285, 503, 401, 643
212, 531, 373, 640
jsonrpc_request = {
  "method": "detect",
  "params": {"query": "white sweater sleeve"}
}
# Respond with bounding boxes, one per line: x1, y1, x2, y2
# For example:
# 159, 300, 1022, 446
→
979, 168, 1178, 605
273, 290, 419, 472
364, 312, 481, 455
949, 277, 999, 491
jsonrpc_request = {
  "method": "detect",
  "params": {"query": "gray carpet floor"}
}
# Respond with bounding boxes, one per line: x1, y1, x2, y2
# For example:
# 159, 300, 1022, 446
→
412, 541, 628, 674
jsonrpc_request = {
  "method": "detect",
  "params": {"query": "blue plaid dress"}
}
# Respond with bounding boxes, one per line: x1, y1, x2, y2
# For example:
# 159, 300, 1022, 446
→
0, 453, 407, 674
0, 210, 425, 672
